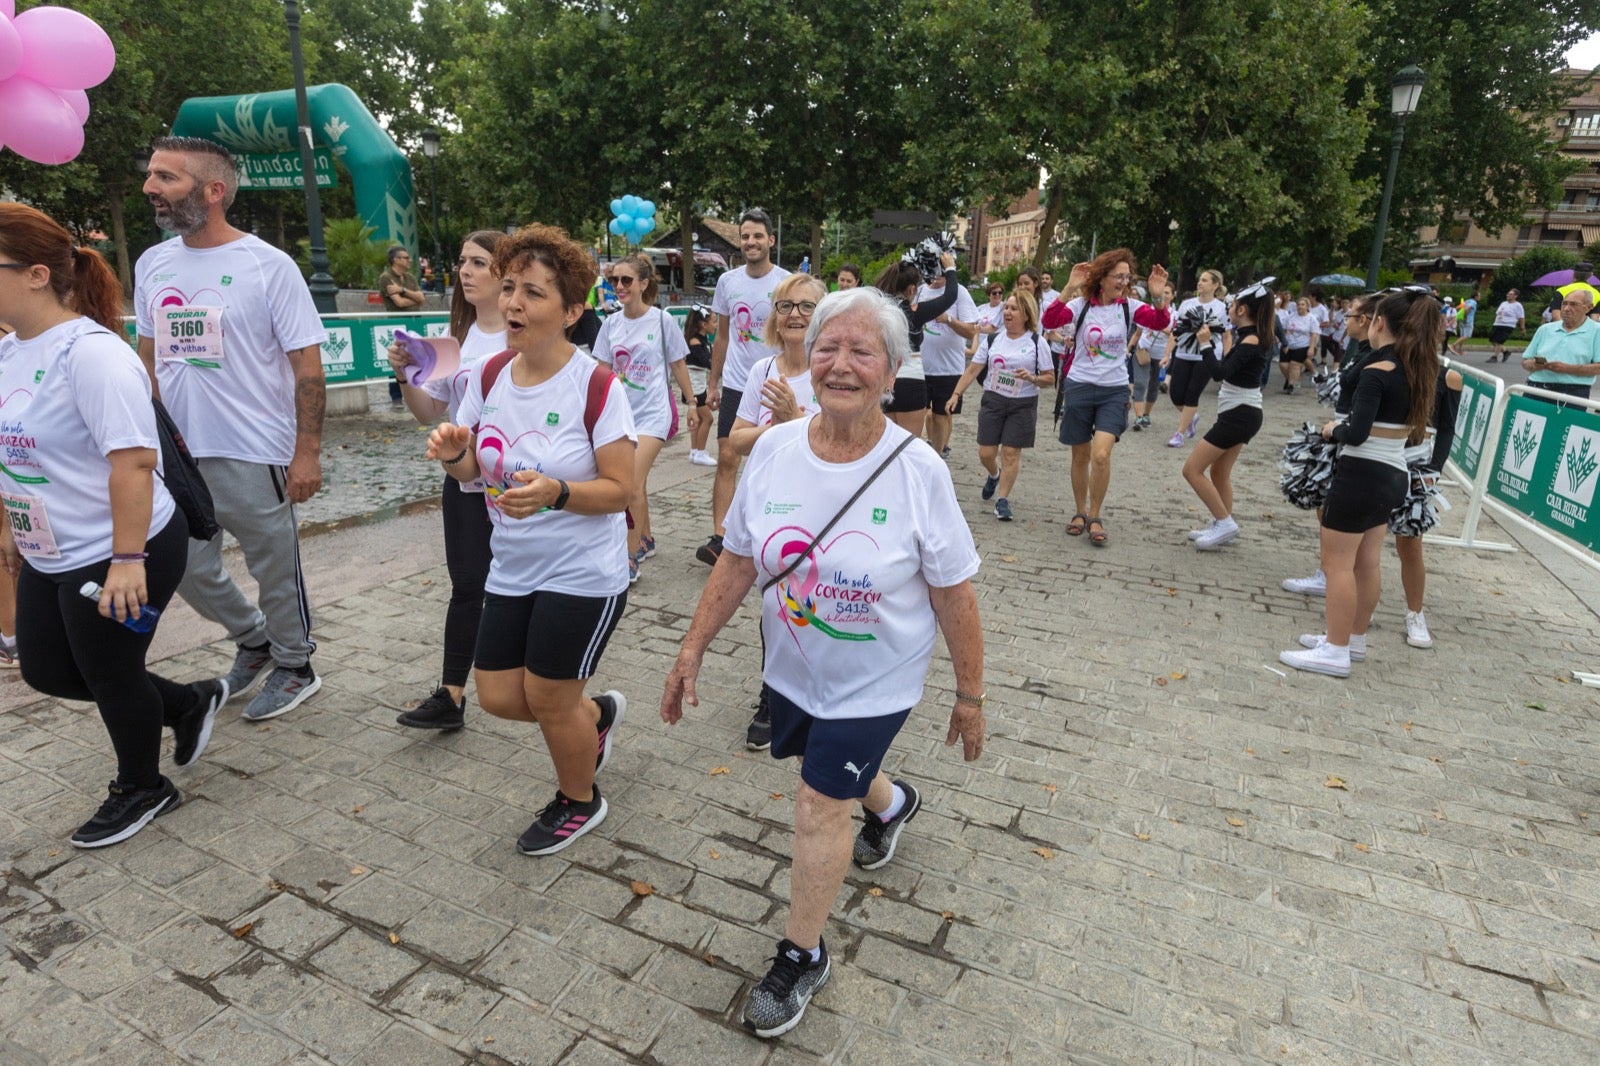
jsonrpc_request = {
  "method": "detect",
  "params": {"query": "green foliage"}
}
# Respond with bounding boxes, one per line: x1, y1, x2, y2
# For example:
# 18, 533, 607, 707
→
1489, 245, 1580, 305
298, 218, 389, 288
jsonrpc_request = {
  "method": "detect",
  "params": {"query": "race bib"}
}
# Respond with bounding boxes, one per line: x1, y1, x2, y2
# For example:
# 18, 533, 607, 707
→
156, 306, 225, 368
993, 369, 1019, 396
3, 492, 60, 559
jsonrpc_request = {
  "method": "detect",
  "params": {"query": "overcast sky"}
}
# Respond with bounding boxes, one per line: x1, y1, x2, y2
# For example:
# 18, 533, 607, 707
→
1569, 32, 1600, 70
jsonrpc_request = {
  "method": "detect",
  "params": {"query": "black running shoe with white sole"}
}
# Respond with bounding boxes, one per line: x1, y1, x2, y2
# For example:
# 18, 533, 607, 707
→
71, 777, 182, 848
173, 679, 229, 768
746, 699, 772, 751
594, 690, 625, 772
742, 938, 831, 1038
853, 779, 922, 870
517, 788, 607, 856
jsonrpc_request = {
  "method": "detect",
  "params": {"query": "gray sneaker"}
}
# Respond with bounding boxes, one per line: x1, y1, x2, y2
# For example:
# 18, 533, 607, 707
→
742, 938, 831, 1038
222, 643, 274, 701
853, 780, 921, 870
242, 664, 321, 722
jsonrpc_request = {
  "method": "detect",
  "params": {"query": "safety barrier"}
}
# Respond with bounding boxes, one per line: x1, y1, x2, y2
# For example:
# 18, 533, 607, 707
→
1433, 358, 1514, 552
1477, 384, 1600, 571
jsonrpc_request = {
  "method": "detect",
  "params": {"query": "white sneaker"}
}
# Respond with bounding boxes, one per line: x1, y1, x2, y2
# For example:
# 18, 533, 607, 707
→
1282, 570, 1326, 596
1279, 642, 1351, 677
1298, 632, 1366, 661
1186, 519, 1215, 541
1194, 517, 1239, 551
1405, 611, 1434, 649
689, 449, 717, 467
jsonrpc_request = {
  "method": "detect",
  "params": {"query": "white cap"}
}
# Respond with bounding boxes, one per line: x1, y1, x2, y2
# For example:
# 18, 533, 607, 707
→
1443, 297, 1454, 304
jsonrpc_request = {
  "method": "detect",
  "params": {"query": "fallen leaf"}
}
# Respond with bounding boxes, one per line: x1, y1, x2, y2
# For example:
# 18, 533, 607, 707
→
703, 952, 717, 965
389, 932, 400, 944
1033, 847, 1055, 860
231, 922, 254, 939
1000, 555, 1018, 563
1402, 721, 1414, 732
1155, 677, 1168, 687
708, 766, 731, 776
1557, 676, 1571, 684
1324, 775, 1348, 791
349, 866, 367, 876
630, 881, 655, 897
1170, 671, 1187, 681
1516, 758, 1528, 766
1245, 748, 1255, 755
1043, 784, 1058, 793
708, 849, 721, 860
1227, 818, 1245, 828
268, 880, 288, 892
941, 910, 955, 921
419, 578, 432, 586
1432, 810, 1445, 820
1135, 832, 1151, 841
1166, 588, 1178, 596
769, 792, 784, 800
352, 805, 365, 814
1429, 756, 1443, 764
867, 887, 884, 897
1353, 843, 1370, 853
483, 1036, 493, 1044
1525, 702, 1545, 711
46, 849, 58, 858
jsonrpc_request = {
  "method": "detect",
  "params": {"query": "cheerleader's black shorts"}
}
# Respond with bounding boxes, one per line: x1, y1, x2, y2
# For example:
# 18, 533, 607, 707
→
1201, 405, 1263, 450
1320, 457, 1408, 533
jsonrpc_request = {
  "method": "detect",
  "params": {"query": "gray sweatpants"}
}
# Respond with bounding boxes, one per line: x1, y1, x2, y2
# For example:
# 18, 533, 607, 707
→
177, 457, 315, 668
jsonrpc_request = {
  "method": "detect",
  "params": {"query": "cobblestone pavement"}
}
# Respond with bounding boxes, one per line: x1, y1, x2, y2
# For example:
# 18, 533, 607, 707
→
2, 376, 1598, 1065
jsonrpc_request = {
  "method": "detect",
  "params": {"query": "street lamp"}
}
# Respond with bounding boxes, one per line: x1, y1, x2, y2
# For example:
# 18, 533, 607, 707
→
421, 127, 442, 291
1365, 64, 1426, 290
283, 0, 338, 313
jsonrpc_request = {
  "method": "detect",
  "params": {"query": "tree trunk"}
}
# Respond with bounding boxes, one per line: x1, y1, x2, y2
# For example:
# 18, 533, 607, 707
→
809, 218, 824, 275
107, 187, 131, 299
1299, 241, 1314, 291
680, 202, 695, 297
1032, 180, 1066, 269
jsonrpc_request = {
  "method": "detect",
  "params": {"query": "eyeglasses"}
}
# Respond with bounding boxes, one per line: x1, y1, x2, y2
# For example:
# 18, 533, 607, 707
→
612, 275, 636, 287
1108, 273, 1132, 282
774, 300, 817, 316
0, 263, 28, 271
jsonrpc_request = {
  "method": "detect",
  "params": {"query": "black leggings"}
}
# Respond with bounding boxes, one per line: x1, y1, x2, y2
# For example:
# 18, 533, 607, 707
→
1168, 357, 1212, 408
18, 515, 197, 789
440, 475, 493, 689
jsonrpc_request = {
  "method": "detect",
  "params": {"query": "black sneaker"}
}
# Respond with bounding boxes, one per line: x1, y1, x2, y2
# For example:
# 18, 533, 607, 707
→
397, 687, 465, 731
980, 474, 999, 501
517, 788, 607, 856
696, 535, 724, 566
593, 690, 626, 772
222, 642, 273, 700
746, 699, 772, 751
742, 937, 831, 1038
173, 679, 229, 768
71, 777, 182, 849
853, 779, 921, 870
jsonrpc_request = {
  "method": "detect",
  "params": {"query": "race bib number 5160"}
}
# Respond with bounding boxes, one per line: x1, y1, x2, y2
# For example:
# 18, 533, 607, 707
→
156, 306, 225, 368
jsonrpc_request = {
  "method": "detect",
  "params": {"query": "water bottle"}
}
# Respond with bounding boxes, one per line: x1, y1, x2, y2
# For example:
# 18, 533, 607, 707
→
80, 582, 160, 634
798, 256, 810, 275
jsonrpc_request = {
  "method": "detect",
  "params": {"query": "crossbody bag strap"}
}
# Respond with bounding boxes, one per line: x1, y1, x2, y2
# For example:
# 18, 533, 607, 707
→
759, 434, 915, 594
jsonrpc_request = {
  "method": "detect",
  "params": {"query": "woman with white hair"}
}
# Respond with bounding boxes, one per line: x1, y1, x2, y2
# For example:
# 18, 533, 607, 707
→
660, 285, 985, 1039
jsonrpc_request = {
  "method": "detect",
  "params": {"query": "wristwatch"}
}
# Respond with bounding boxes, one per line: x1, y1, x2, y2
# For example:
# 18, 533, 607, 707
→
955, 689, 986, 708
550, 479, 571, 511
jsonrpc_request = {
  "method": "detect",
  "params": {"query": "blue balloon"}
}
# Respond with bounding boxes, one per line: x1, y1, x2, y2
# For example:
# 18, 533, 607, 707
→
624, 194, 643, 215
609, 198, 624, 217
608, 218, 626, 236
615, 212, 634, 229
634, 215, 654, 237
640, 199, 656, 217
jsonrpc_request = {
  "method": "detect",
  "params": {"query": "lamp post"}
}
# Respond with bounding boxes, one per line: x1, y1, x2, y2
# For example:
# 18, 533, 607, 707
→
1365, 64, 1426, 290
421, 127, 442, 291
283, 0, 338, 313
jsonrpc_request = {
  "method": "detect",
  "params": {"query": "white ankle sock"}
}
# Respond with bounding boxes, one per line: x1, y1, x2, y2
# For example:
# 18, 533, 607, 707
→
877, 783, 907, 822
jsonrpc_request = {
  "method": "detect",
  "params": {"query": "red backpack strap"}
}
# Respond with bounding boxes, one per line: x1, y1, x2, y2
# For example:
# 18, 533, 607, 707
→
469, 350, 516, 433
584, 361, 615, 442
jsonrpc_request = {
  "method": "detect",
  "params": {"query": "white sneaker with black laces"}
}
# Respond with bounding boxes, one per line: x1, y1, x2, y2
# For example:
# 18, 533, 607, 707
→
742, 938, 831, 1038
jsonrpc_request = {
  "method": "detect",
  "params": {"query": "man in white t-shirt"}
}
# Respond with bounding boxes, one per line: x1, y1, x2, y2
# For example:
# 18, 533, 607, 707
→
135, 136, 328, 723
918, 275, 980, 459
1490, 289, 1526, 363
701, 207, 790, 567
1305, 290, 1332, 373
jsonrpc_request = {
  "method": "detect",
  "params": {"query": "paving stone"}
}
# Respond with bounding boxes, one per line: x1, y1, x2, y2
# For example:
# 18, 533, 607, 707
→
106, 969, 225, 1040
646, 1006, 766, 1065
277, 986, 394, 1061
388, 964, 502, 1034
346, 1021, 469, 1065
309, 928, 422, 1001
178, 1007, 305, 1065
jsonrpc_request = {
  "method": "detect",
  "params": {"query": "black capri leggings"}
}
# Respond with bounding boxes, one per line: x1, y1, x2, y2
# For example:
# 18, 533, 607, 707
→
440, 476, 494, 689
1167, 357, 1212, 408
18, 515, 198, 790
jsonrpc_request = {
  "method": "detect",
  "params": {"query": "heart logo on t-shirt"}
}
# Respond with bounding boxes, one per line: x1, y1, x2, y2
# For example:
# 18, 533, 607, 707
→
476, 422, 550, 518
760, 525, 882, 654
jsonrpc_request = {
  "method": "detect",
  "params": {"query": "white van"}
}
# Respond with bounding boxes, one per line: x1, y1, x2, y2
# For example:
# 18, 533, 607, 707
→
639, 247, 728, 306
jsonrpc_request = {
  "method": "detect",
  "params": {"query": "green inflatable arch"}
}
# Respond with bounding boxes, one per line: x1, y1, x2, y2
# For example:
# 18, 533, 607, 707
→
169, 84, 418, 255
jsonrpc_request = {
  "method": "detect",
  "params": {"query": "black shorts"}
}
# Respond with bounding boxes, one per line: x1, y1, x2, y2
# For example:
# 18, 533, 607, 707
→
716, 387, 744, 439
1202, 404, 1263, 450
926, 374, 962, 415
475, 588, 626, 679
1281, 346, 1311, 365
694, 391, 708, 408
1320, 458, 1407, 534
1490, 325, 1514, 345
767, 685, 912, 800
1058, 381, 1129, 445
1167, 358, 1209, 408
885, 376, 928, 413
975, 391, 1039, 448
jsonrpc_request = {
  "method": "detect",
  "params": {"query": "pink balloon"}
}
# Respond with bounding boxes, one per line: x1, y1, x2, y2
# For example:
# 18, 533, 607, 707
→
55, 87, 88, 123
0, 17, 20, 81
0, 76, 83, 164
13, 7, 114, 90
0, 1, 13, 18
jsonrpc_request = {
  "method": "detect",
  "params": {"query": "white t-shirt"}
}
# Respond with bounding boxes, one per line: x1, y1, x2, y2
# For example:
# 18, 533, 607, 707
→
1494, 301, 1525, 328
977, 301, 1005, 334
134, 234, 326, 466
1062, 297, 1149, 388
1283, 313, 1319, 351
1173, 297, 1227, 361
735, 356, 819, 426
454, 350, 638, 598
711, 264, 791, 392
592, 307, 689, 439
723, 418, 980, 719
974, 330, 1050, 399
918, 283, 980, 377
1308, 302, 1331, 336
0, 319, 176, 572
422, 323, 508, 422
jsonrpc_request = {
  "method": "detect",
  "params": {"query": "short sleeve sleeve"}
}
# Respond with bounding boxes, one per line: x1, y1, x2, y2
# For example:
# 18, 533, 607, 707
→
456, 362, 488, 428
589, 376, 638, 449
591, 316, 616, 366
663, 312, 689, 363
914, 457, 980, 588
69, 335, 160, 456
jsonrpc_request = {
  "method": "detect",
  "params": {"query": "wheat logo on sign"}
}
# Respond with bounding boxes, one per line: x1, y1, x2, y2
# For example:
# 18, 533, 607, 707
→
1503, 410, 1545, 480
1468, 393, 1491, 454
1554, 427, 1600, 508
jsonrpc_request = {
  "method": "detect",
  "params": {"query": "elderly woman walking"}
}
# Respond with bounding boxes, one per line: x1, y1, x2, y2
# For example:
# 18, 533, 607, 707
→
660, 286, 985, 1039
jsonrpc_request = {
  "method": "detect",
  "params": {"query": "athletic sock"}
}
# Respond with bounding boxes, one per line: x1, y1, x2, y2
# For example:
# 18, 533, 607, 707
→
876, 783, 907, 823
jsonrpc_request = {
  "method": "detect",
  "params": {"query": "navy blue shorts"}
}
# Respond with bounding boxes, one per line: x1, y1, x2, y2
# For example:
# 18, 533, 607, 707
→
766, 685, 912, 800
1057, 381, 1130, 445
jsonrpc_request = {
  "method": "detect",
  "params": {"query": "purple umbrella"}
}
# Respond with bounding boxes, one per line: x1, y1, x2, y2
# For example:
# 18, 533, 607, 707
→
1529, 268, 1600, 287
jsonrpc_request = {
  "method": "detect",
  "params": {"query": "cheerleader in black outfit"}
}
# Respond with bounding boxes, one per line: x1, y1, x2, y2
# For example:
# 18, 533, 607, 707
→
1392, 364, 1463, 649
1183, 278, 1274, 550
1280, 289, 1442, 677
